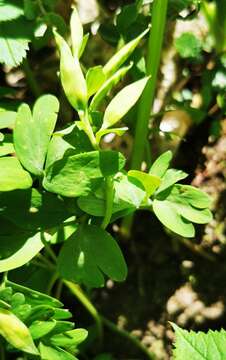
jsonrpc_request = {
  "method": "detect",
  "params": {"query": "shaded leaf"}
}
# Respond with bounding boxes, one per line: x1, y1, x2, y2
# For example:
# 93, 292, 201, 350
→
58, 225, 127, 288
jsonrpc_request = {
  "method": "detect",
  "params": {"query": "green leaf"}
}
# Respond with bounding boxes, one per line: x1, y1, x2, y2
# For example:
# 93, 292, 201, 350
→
79, 33, 89, 58
50, 328, 88, 347
0, 138, 14, 157
70, 7, 83, 57
0, 157, 32, 191
58, 225, 127, 288
0, 0, 24, 21
174, 184, 212, 209
175, 32, 202, 59
29, 320, 56, 340
103, 28, 149, 77
96, 127, 128, 144
54, 31, 87, 111
0, 111, 16, 129
156, 169, 188, 195
0, 309, 39, 355
0, 188, 71, 231
43, 151, 125, 197
45, 124, 92, 170
153, 199, 195, 237
114, 172, 146, 208
167, 190, 213, 224
14, 95, 59, 176
172, 323, 226, 360
149, 150, 173, 178
0, 232, 50, 272
101, 77, 149, 129
39, 343, 77, 360
128, 170, 161, 198
89, 63, 132, 111
86, 66, 106, 97
0, 18, 32, 67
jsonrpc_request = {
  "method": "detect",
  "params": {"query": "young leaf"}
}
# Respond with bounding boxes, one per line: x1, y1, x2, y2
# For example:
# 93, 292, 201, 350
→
39, 343, 77, 360
54, 31, 87, 111
156, 169, 188, 195
58, 225, 127, 288
101, 77, 149, 130
103, 28, 149, 77
14, 95, 59, 176
0, 157, 32, 191
79, 33, 89, 58
0, 232, 50, 272
29, 320, 56, 340
43, 151, 125, 197
172, 323, 226, 360
96, 127, 128, 144
86, 65, 106, 97
153, 199, 195, 237
89, 63, 132, 111
128, 170, 161, 198
70, 7, 83, 57
0, 309, 39, 355
50, 328, 88, 347
149, 150, 173, 178
174, 184, 212, 209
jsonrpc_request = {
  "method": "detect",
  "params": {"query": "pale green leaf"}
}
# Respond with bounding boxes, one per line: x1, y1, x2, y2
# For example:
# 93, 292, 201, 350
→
58, 225, 127, 288
86, 65, 106, 97
149, 150, 173, 178
153, 199, 195, 237
156, 169, 188, 195
0, 0, 24, 21
101, 77, 149, 129
0, 309, 39, 355
128, 170, 161, 198
0, 232, 51, 272
70, 7, 83, 57
14, 95, 59, 176
0, 111, 16, 129
0, 157, 32, 191
96, 127, 128, 144
54, 31, 87, 111
89, 63, 132, 111
174, 184, 212, 209
103, 28, 149, 77
172, 323, 226, 360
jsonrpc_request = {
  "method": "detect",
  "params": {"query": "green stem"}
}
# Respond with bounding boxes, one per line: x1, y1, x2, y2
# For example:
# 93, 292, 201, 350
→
101, 176, 114, 229
101, 316, 155, 360
47, 272, 58, 295
79, 110, 98, 150
22, 58, 42, 98
131, 0, 168, 170
64, 280, 103, 340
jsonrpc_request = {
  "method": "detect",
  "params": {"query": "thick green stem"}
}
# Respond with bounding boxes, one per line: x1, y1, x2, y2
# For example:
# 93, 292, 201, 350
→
101, 316, 155, 360
131, 0, 168, 170
101, 176, 114, 229
64, 280, 103, 341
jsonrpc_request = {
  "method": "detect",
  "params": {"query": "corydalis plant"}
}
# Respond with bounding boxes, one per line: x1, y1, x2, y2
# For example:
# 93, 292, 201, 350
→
0, 8, 212, 289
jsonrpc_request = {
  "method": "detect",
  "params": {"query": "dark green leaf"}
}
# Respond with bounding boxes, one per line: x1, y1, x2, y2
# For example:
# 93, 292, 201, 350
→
58, 225, 127, 288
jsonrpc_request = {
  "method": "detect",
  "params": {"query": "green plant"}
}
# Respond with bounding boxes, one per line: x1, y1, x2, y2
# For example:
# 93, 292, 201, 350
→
0, 1, 219, 359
